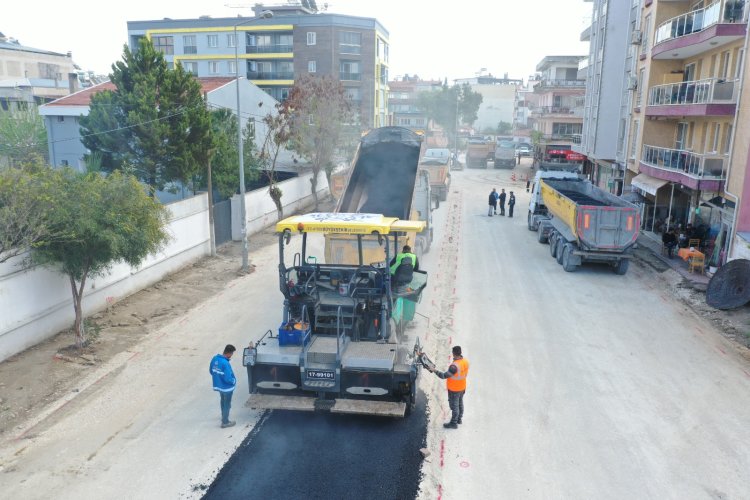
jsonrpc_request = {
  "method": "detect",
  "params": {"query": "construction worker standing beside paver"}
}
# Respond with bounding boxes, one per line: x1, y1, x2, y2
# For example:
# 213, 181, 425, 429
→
209, 344, 237, 428
426, 345, 469, 429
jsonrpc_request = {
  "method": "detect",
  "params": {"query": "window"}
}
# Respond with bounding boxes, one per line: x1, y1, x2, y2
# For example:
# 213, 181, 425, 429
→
183, 35, 197, 55
339, 31, 361, 54
719, 51, 730, 79
636, 68, 645, 107
209, 61, 221, 74
228, 33, 236, 48
344, 87, 361, 101
723, 124, 733, 154
306, 32, 316, 45
61, 160, 69, 166
641, 15, 650, 56
182, 61, 198, 74
228, 60, 237, 74
153, 36, 174, 55
551, 122, 582, 136
630, 120, 639, 159
207, 34, 219, 48
735, 49, 744, 78
340, 60, 361, 80
308, 60, 317, 73
57, 116, 64, 122
708, 122, 721, 153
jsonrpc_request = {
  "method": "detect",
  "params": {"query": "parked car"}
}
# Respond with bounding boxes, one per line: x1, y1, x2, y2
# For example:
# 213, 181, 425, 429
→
517, 144, 532, 157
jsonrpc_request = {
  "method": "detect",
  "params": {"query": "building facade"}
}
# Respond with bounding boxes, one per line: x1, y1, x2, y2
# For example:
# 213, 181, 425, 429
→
0, 33, 79, 109
576, 0, 641, 196
126, 4, 389, 128
627, 0, 747, 267
387, 76, 442, 134
455, 74, 522, 133
531, 56, 587, 162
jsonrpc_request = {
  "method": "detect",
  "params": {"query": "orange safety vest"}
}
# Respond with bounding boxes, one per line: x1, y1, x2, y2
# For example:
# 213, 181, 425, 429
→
446, 357, 469, 392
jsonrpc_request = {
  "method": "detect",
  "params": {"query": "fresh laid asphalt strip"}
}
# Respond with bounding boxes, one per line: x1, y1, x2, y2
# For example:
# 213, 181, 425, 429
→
203, 393, 428, 500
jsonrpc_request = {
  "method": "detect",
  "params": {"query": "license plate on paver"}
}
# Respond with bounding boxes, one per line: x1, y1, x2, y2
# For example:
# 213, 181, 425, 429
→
307, 370, 335, 380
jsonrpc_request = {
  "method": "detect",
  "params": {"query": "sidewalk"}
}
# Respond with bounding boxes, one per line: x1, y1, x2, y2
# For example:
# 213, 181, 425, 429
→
637, 231, 710, 290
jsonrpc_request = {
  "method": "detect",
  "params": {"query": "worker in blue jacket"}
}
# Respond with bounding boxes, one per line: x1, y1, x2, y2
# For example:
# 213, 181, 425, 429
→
210, 344, 237, 428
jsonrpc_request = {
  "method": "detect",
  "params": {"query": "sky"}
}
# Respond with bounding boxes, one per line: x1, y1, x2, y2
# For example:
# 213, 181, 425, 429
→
5, 0, 591, 82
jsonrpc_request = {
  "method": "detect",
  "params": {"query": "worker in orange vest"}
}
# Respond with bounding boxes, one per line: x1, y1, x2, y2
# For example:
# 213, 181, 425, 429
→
426, 345, 469, 429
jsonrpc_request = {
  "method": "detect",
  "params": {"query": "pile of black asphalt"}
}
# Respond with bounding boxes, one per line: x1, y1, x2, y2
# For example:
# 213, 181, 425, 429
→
204, 392, 428, 500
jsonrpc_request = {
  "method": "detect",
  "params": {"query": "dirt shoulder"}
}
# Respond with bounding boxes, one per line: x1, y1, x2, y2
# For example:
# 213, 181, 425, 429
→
633, 245, 750, 356
0, 232, 275, 441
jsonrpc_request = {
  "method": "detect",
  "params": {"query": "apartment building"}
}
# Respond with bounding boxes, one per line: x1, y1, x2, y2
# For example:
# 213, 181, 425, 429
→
0, 33, 79, 109
628, 0, 747, 267
387, 76, 442, 134
577, 1, 641, 195
126, 3, 390, 128
531, 56, 587, 164
455, 74, 522, 132
514, 76, 539, 131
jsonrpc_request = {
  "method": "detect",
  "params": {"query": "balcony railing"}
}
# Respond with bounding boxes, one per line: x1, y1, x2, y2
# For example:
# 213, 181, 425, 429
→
648, 78, 738, 106
641, 145, 725, 178
248, 71, 294, 80
340, 72, 362, 81
654, 0, 748, 46
535, 79, 586, 89
532, 106, 578, 115
539, 134, 582, 142
247, 44, 293, 54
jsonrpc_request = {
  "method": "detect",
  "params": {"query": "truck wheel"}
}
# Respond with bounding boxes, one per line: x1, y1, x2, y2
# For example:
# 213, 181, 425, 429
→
555, 239, 565, 264
537, 227, 548, 244
527, 212, 536, 231
549, 233, 558, 257
562, 244, 578, 272
614, 259, 630, 275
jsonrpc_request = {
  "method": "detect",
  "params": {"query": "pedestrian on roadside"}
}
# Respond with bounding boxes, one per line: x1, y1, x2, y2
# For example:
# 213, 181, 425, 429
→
508, 191, 516, 217
498, 188, 507, 216
425, 345, 469, 429
488, 188, 498, 216
526, 178, 531, 192
662, 228, 677, 258
210, 344, 237, 428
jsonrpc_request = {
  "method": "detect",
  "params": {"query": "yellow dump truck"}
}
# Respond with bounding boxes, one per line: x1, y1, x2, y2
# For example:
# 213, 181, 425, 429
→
419, 148, 452, 207
324, 127, 433, 264
533, 177, 640, 274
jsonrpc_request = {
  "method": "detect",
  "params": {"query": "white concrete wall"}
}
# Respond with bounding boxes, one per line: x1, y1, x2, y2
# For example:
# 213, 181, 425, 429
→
0, 194, 211, 362
231, 170, 330, 240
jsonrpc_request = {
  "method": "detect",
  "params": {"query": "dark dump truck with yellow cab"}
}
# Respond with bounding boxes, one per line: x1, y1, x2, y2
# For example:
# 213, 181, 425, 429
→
529, 176, 640, 275
242, 213, 428, 417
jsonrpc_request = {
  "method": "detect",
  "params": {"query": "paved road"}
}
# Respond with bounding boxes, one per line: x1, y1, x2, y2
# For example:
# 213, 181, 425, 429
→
421, 164, 750, 499
204, 396, 427, 500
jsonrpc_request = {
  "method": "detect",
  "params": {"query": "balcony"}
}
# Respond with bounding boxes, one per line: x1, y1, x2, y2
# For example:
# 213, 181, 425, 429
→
532, 106, 580, 116
248, 71, 294, 80
640, 144, 725, 191
646, 78, 737, 116
534, 79, 586, 91
340, 72, 362, 81
247, 44, 293, 54
653, 0, 747, 60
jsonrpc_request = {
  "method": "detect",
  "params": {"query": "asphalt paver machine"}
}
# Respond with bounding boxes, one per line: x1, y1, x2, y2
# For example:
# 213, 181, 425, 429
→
242, 213, 428, 417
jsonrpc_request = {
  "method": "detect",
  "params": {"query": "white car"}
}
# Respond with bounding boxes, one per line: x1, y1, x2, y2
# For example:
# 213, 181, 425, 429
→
517, 144, 532, 157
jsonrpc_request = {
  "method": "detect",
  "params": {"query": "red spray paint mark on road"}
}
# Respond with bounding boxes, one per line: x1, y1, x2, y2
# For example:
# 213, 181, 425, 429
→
449, 318, 454, 327
715, 346, 727, 356
742, 370, 750, 379
440, 439, 445, 468
438, 484, 443, 500
452, 288, 456, 295
460, 461, 470, 468
448, 336, 452, 344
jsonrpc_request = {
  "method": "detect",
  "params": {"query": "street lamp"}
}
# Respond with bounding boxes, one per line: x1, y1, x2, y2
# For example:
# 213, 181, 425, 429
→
235, 10, 273, 272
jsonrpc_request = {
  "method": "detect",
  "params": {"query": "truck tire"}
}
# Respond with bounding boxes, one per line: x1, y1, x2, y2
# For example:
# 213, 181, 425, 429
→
562, 244, 578, 272
555, 238, 565, 264
537, 227, 548, 244
614, 259, 630, 275
549, 233, 558, 257
527, 212, 536, 231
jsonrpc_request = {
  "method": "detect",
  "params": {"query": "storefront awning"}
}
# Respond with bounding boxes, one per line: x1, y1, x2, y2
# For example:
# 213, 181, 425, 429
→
631, 173, 668, 196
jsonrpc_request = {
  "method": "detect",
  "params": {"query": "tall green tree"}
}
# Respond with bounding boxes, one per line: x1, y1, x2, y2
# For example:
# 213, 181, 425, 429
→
79, 38, 212, 194
417, 83, 482, 138
496, 121, 513, 136
0, 105, 48, 166
284, 74, 352, 210
33, 169, 170, 347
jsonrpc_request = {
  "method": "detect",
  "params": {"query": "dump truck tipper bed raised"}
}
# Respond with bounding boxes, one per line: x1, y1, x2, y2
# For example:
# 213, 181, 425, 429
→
529, 177, 640, 274
325, 127, 433, 263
